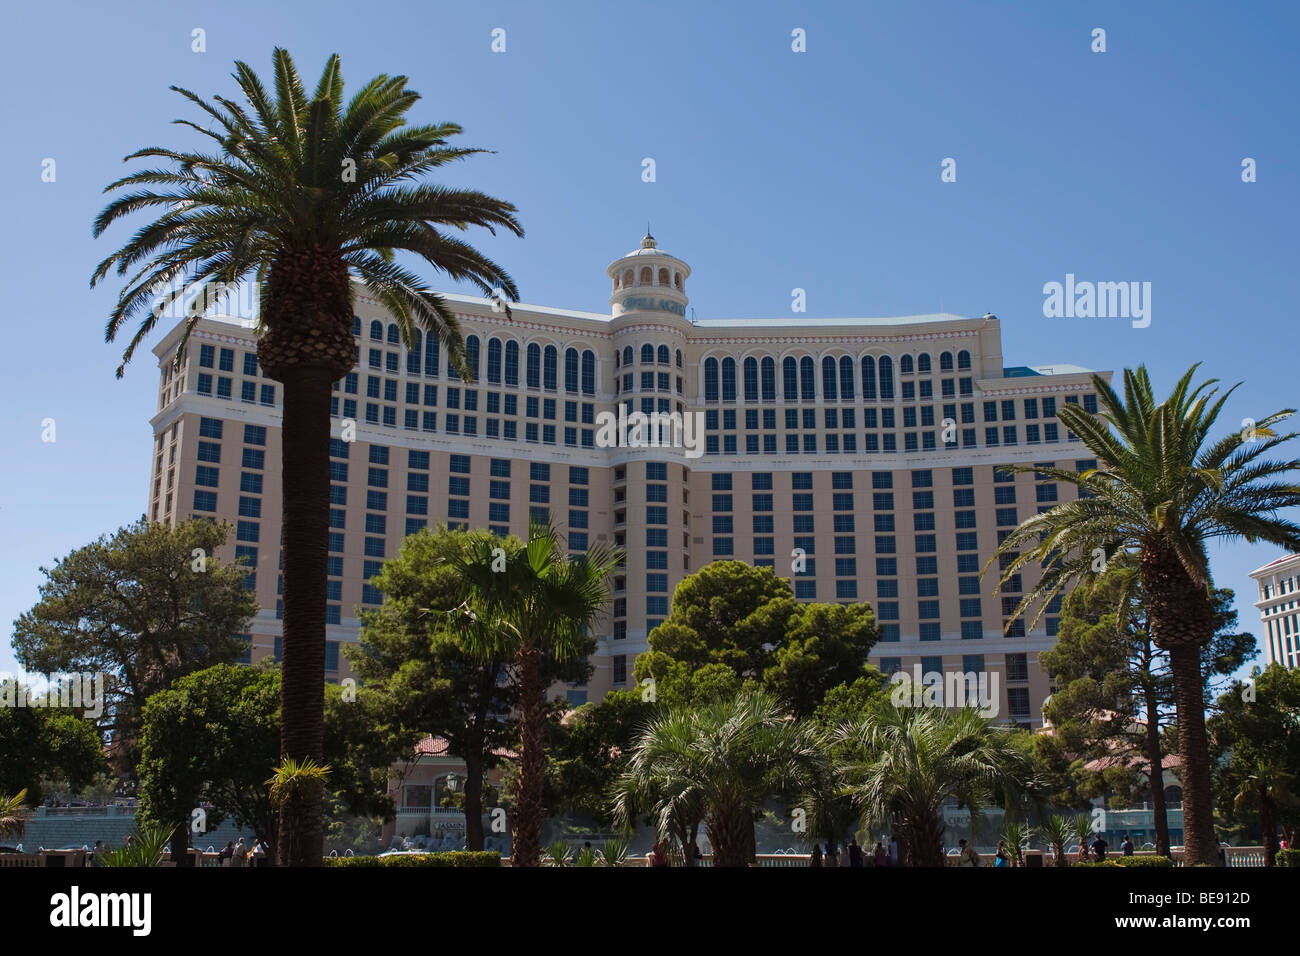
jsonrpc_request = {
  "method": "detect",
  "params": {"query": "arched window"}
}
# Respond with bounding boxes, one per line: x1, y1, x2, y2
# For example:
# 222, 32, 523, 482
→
704, 358, 720, 402
675, 349, 683, 368
564, 347, 579, 393
486, 338, 502, 383
940, 351, 954, 372
623, 268, 633, 287
641, 343, 654, 364
623, 345, 634, 367
822, 357, 838, 401
840, 355, 855, 400
657, 344, 670, 365
743, 357, 759, 402
721, 358, 737, 402
543, 345, 558, 390
800, 356, 816, 401
464, 335, 480, 382
674, 273, 682, 289
526, 343, 541, 388
958, 350, 972, 370
581, 350, 595, 395
504, 341, 519, 385
639, 266, 652, 285
352, 316, 361, 336
783, 357, 798, 401
406, 330, 423, 374
424, 334, 439, 378
658, 267, 669, 286
761, 357, 776, 401
861, 356, 877, 400
900, 354, 914, 375
387, 324, 400, 346
879, 356, 895, 399
370, 320, 383, 341
918, 352, 931, 374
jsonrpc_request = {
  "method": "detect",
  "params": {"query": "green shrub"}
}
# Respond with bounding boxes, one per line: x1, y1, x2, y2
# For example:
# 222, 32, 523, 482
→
325, 851, 501, 868
1076, 856, 1173, 868
1276, 849, 1300, 868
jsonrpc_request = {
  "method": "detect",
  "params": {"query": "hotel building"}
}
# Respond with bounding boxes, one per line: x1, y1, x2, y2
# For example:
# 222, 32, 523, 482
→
1248, 553, 1300, 670
146, 234, 1111, 728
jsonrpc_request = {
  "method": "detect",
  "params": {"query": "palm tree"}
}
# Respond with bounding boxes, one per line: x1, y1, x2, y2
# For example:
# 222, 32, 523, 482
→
989, 365, 1300, 865
449, 520, 617, 867
1073, 813, 1095, 862
1233, 764, 1298, 867
0, 789, 28, 842
999, 819, 1034, 867
92, 49, 522, 865
836, 703, 1034, 867
1041, 814, 1073, 867
614, 690, 830, 867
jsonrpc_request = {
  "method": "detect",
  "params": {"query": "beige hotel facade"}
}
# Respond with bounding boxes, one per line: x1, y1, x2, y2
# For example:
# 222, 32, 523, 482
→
146, 234, 1111, 728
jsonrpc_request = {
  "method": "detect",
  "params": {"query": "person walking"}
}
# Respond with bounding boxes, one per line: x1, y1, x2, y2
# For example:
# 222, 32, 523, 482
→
810, 842, 823, 868
1120, 833, 1134, 857
994, 840, 1009, 867
231, 837, 248, 867
824, 841, 839, 867
848, 839, 863, 867
957, 839, 980, 867
873, 841, 888, 868
219, 840, 234, 866
1090, 834, 1109, 862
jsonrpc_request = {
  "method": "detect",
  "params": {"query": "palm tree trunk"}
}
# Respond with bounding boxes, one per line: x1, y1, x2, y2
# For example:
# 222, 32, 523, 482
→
276, 366, 333, 866
1143, 683, 1171, 856
512, 645, 545, 867
1261, 795, 1275, 868
1168, 643, 1218, 865
707, 806, 753, 867
170, 821, 190, 867
463, 753, 485, 852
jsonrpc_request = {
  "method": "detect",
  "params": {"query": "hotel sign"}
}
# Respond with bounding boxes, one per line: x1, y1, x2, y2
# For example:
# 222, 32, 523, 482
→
620, 296, 686, 317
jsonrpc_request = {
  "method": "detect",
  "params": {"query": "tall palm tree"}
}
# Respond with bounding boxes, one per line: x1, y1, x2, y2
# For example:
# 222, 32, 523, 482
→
92, 49, 522, 865
614, 690, 830, 867
836, 703, 1034, 867
989, 365, 1300, 865
450, 520, 617, 867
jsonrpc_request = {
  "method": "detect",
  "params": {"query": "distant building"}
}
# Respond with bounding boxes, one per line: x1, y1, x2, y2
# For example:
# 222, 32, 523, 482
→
145, 233, 1114, 728
1249, 554, 1300, 669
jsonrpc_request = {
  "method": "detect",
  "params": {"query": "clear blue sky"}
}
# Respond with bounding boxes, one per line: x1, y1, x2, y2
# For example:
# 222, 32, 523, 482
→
2, 1, 1297, 679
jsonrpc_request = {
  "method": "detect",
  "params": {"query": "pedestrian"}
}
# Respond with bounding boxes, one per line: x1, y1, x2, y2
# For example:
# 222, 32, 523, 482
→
219, 840, 234, 865
232, 837, 248, 867
848, 838, 863, 867
649, 840, 668, 868
1120, 833, 1134, 857
957, 839, 980, 867
994, 840, 1009, 867
810, 842, 823, 868
889, 835, 899, 866
824, 841, 839, 867
1090, 834, 1109, 862
251, 840, 266, 867
692, 841, 703, 862
873, 841, 888, 868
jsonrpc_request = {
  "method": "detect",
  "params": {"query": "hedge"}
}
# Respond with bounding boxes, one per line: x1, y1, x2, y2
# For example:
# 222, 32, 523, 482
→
325, 851, 501, 868
1075, 856, 1174, 868
1277, 849, 1300, 868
